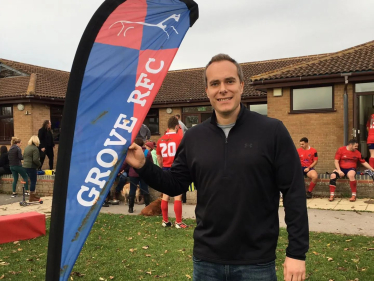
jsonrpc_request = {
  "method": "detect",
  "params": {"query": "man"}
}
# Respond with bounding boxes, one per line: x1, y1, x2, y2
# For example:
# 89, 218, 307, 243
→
126, 54, 308, 281
136, 123, 151, 142
175, 114, 188, 134
297, 137, 319, 199
156, 116, 187, 229
329, 139, 374, 202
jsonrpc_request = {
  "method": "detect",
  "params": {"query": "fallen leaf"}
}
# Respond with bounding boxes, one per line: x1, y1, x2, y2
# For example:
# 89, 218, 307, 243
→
186, 275, 192, 279
142, 246, 149, 250
146, 254, 151, 257
327, 257, 333, 262
13, 241, 19, 244
0, 262, 9, 266
110, 276, 114, 280
312, 251, 319, 255
0, 274, 4, 279
367, 248, 374, 251
345, 239, 352, 242
128, 237, 133, 240
146, 271, 152, 275
164, 250, 168, 254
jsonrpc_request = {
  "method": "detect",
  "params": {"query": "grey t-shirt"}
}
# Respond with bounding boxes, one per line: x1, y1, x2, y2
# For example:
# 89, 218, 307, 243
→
217, 122, 235, 138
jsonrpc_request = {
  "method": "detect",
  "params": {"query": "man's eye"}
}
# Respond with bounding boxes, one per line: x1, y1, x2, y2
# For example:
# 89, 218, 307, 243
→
211, 82, 219, 86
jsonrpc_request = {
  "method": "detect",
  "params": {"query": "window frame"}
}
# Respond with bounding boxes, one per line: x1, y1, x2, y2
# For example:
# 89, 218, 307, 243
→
290, 85, 335, 114
0, 104, 14, 143
144, 108, 160, 135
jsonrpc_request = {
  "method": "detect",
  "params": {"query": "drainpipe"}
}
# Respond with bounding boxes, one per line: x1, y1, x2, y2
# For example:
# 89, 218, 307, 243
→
342, 73, 351, 145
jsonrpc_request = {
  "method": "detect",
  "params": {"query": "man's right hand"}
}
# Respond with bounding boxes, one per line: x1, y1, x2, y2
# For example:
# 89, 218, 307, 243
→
338, 170, 344, 177
125, 142, 146, 169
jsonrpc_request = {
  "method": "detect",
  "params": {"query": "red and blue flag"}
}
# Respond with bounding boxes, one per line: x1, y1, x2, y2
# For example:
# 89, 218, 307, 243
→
45, 1, 198, 280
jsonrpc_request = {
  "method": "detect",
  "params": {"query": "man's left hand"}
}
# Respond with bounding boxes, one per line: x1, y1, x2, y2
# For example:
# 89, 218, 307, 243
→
283, 257, 305, 281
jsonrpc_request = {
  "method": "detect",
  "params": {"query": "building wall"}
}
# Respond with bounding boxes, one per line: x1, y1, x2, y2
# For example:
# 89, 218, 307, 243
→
12, 103, 58, 170
151, 107, 182, 142
267, 83, 354, 173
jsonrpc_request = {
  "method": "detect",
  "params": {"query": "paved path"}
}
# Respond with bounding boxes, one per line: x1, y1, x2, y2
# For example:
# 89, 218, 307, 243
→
1, 194, 374, 236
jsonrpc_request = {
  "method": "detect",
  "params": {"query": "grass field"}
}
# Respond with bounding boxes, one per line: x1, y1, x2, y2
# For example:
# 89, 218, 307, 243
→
0, 214, 373, 280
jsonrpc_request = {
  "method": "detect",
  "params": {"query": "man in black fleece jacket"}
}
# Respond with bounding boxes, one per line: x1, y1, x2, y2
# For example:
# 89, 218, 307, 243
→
126, 54, 309, 281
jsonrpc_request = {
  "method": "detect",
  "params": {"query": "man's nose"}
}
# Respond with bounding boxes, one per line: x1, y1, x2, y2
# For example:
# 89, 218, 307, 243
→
219, 83, 227, 94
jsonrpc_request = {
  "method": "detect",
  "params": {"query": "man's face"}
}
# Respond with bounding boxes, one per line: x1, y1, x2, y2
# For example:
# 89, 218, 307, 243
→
352, 143, 358, 151
300, 141, 308, 149
205, 60, 244, 119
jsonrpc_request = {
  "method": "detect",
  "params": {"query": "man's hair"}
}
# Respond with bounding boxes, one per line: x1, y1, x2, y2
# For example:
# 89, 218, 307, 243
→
175, 114, 181, 119
28, 135, 40, 146
168, 116, 179, 129
348, 139, 358, 145
300, 137, 308, 143
42, 120, 50, 130
203, 54, 244, 87
134, 138, 144, 147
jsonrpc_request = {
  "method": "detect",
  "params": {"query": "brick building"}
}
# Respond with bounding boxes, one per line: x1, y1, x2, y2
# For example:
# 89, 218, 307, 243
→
0, 59, 68, 169
1, 40, 373, 174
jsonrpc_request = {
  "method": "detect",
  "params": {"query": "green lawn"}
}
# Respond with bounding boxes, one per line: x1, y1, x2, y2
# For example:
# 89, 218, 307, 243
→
0, 214, 373, 280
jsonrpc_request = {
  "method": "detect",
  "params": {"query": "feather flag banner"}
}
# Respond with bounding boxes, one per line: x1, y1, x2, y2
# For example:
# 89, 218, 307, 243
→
45, 1, 198, 280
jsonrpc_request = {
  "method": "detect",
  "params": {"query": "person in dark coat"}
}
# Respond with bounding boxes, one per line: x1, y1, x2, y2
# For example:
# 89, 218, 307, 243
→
38, 120, 55, 170
8, 137, 29, 197
0, 146, 11, 176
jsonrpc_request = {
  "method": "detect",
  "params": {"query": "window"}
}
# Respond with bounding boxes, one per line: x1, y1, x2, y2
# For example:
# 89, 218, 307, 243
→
182, 106, 213, 128
144, 108, 159, 135
291, 86, 333, 113
0, 105, 14, 142
249, 104, 267, 116
50, 105, 63, 142
355, 82, 374, 93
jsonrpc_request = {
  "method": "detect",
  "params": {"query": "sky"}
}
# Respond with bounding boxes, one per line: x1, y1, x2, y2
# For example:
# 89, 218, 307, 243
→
1, 0, 374, 72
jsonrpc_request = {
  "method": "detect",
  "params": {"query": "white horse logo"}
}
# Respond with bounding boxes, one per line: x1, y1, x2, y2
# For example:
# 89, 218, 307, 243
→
109, 14, 180, 39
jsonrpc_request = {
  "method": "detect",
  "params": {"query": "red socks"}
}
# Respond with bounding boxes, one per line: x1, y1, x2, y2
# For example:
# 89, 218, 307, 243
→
174, 200, 182, 224
308, 182, 316, 192
161, 199, 168, 222
369, 157, 374, 169
329, 184, 336, 195
350, 180, 357, 195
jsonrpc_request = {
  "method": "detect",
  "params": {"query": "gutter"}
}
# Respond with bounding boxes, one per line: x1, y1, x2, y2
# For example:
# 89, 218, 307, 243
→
342, 73, 351, 145
250, 71, 374, 86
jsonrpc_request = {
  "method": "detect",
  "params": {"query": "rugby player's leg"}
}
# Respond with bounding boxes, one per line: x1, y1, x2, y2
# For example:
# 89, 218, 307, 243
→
347, 170, 357, 202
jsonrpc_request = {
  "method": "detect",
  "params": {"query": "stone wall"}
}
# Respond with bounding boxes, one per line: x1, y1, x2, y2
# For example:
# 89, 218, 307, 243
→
2, 175, 372, 201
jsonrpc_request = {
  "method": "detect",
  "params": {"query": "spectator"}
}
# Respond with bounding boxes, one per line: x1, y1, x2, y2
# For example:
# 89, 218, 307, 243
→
38, 120, 55, 170
297, 137, 319, 199
8, 137, 29, 197
0, 146, 11, 176
175, 114, 188, 134
136, 124, 151, 142
122, 138, 153, 213
366, 113, 374, 168
126, 54, 309, 281
23, 135, 41, 202
145, 141, 159, 167
156, 116, 187, 229
329, 139, 374, 202
110, 161, 129, 204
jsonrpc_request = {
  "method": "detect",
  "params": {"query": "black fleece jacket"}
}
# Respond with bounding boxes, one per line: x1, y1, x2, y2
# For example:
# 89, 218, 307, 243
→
137, 104, 309, 264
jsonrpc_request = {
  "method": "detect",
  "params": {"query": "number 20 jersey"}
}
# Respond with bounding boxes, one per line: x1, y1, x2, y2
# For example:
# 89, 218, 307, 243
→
156, 132, 182, 168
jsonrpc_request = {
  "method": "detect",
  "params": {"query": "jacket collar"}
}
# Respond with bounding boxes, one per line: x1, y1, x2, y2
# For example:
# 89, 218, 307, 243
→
210, 103, 246, 126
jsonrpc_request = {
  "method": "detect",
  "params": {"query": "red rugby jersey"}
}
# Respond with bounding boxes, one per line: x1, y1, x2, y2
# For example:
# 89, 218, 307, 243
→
366, 114, 374, 144
335, 146, 365, 169
156, 132, 182, 168
297, 147, 318, 167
